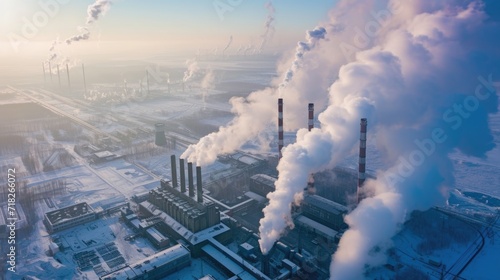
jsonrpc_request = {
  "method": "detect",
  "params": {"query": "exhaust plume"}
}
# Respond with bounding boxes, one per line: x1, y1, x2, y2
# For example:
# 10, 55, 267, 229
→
257, 2, 500, 280
87, 0, 113, 25
258, 1, 276, 53
183, 59, 200, 83
182, 25, 333, 166
65, 27, 90, 45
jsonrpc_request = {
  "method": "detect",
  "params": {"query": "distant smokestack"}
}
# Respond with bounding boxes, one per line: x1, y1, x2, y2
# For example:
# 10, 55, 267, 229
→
188, 162, 194, 197
357, 118, 367, 204
49, 62, 53, 84
180, 158, 186, 193
155, 123, 167, 146
262, 254, 270, 276
42, 62, 47, 84
308, 103, 314, 131
171, 155, 178, 188
278, 98, 284, 159
82, 63, 87, 95
196, 166, 203, 203
57, 64, 61, 88
66, 64, 71, 90
146, 69, 150, 95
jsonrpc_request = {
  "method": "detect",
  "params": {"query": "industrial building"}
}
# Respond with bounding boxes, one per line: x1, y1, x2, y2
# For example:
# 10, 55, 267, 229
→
249, 174, 277, 198
301, 194, 348, 230
147, 156, 220, 233
44, 202, 96, 233
100, 244, 191, 280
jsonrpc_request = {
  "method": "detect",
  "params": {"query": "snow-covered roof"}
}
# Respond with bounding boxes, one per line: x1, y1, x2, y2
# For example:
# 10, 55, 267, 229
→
303, 195, 348, 215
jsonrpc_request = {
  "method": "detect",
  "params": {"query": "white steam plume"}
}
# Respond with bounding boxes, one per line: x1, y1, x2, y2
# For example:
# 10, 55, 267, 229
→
183, 59, 200, 83
87, 0, 113, 25
280, 26, 326, 87
257, 2, 500, 280
182, 25, 336, 166
258, 1, 276, 53
222, 35, 233, 56
65, 26, 90, 45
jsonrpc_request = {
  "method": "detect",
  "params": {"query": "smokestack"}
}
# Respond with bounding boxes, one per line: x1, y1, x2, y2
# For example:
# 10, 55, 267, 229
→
180, 158, 186, 193
188, 162, 194, 197
82, 63, 87, 95
66, 64, 71, 90
170, 155, 178, 188
146, 69, 150, 95
278, 98, 284, 159
57, 64, 61, 88
357, 118, 367, 204
308, 103, 314, 131
49, 62, 53, 84
196, 166, 203, 203
42, 62, 47, 84
262, 254, 270, 276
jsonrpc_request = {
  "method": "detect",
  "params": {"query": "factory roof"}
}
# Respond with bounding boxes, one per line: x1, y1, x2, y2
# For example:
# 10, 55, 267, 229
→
140, 201, 229, 245
94, 151, 115, 159
296, 215, 339, 238
101, 244, 190, 280
250, 174, 277, 187
45, 202, 94, 225
303, 195, 348, 215
146, 227, 169, 243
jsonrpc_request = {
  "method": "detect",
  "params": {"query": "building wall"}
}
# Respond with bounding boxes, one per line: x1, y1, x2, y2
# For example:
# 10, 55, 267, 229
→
302, 203, 345, 230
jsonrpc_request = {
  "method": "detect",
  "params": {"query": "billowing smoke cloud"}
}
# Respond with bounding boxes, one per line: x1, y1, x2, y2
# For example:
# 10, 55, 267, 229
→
181, 25, 335, 165
87, 0, 113, 25
183, 59, 200, 83
257, 1, 500, 280
280, 26, 326, 87
65, 27, 90, 45
47, 0, 113, 65
258, 1, 276, 53
222, 35, 233, 56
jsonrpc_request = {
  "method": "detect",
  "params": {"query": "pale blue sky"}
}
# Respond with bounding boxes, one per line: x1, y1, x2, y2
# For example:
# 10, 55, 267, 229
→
0, 0, 338, 58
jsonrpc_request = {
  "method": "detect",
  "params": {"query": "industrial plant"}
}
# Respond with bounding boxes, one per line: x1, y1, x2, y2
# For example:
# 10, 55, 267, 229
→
1, 0, 500, 279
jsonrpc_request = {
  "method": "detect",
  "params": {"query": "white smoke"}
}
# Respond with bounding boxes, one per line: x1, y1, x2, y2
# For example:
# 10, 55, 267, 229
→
65, 26, 90, 45
222, 35, 233, 56
87, 0, 113, 25
183, 59, 200, 83
181, 25, 334, 165
257, 1, 500, 280
258, 1, 276, 53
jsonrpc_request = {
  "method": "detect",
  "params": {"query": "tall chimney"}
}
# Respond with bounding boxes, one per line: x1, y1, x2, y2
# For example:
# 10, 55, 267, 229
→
66, 64, 71, 90
170, 155, 178, 188
49, 62, 53, 84
196, 166, 203, 203
188, 162, 195, 197
278, 98, 284, 159
357, 118, 368, 203
57, 64, 61, 88
308, 103, 314, 131
42, 62, 47, 84
82, 63, 87, 95
180, 158, 186, 193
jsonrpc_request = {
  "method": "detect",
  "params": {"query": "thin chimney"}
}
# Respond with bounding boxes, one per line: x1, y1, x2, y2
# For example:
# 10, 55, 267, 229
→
188, 162, 194, 197
146, 69, 150, 95
42, 62, 47, 84
57, 64, 61, 88
170, 155, 178, 188
196, 166, 203, 203
180, 158, 186, 193
66, 64, 71, 90
308, 103, 314, 131
278, 98, 284, 159
357, 118, 367, 203
49, 62, 53, 84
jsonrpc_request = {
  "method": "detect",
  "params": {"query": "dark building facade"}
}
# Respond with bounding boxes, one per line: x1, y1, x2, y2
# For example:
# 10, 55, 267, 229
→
301, 195, 348, 230
249, 174, 277, 198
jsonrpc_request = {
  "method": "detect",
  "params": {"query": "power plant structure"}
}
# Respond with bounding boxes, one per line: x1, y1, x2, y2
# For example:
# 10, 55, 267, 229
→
82, 63, 87, 95
57, 64, 61, 89
66, 64, 71, 90
155, 123, 167, 146
278, 98, 284, 159
42, 62, 47, 84
357, 118, 368, 203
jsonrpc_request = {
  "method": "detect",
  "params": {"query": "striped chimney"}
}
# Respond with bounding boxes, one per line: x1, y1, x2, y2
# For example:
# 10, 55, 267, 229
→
308, 103, 314, 131
357, 118, 368, 203
278, 98, 284, 159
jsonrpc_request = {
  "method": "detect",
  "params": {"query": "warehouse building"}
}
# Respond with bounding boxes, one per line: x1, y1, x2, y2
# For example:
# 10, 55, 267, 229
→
44, 202, 96, 233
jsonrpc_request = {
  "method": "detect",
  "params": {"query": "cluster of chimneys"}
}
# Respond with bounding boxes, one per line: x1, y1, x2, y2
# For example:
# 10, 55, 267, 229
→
276, 98, 367, 204
170, 155, 204, 203
42, 63, 152, 96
